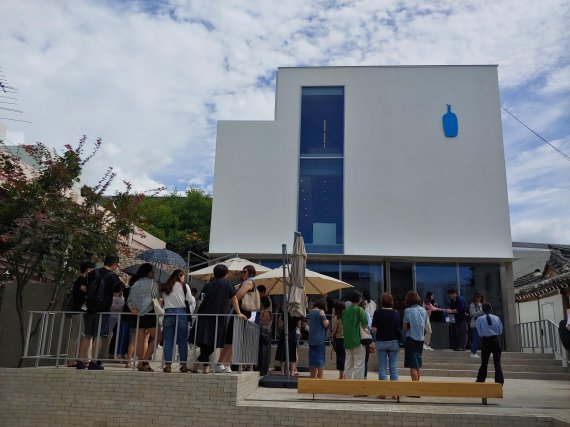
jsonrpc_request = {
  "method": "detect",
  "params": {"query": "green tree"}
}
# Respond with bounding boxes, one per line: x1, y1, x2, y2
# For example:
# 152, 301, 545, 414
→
135, 188, 212, 265
0, 136, 153, 363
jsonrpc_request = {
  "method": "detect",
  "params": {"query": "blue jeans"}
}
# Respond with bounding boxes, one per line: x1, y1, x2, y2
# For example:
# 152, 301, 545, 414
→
470, 327, 480, 354
377, 340, 399, 380
163, 308, 188, 363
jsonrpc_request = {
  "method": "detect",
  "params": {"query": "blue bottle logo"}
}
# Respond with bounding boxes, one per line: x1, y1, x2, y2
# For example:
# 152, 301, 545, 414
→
442, 104, 458, 138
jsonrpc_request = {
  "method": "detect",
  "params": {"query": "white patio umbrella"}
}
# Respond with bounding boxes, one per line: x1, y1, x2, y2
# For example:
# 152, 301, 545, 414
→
255, 265, 354, 295
189, 257, 271, 282
289, 232, 308, 318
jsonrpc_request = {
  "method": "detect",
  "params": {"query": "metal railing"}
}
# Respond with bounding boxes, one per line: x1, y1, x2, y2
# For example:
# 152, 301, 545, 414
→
515, 319, 569, 369
21, 310, 260, 371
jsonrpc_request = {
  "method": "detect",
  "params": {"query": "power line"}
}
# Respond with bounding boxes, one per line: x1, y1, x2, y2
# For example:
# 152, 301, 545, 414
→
501, 105, 570, 162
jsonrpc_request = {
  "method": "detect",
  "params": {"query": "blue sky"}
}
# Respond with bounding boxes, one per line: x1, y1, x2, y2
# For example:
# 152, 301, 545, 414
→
1, 0, 569, 243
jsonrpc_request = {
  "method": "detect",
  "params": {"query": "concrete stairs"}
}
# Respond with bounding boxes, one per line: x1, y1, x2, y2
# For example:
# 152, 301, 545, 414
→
276, 346, 570, 380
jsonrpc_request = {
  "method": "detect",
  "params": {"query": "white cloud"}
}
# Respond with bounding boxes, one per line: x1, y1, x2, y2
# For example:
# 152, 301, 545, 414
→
1, 0, 570, 242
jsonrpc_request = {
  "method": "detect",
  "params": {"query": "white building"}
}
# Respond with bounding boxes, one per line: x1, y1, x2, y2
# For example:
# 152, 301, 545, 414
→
209, 66, 517, 349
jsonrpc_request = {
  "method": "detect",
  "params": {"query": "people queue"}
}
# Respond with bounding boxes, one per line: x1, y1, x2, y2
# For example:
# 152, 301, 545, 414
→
67, 256, 504, 386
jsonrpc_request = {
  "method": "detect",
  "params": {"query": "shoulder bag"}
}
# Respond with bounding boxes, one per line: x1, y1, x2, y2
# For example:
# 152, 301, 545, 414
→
240, 280, 260, 312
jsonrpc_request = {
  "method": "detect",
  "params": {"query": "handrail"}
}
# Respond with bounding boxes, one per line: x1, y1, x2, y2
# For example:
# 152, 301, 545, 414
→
21, 310, 260, 370
515, 319, 569, 369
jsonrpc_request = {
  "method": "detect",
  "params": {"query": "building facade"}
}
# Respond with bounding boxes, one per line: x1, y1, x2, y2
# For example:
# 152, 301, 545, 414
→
209, 66, 517, 349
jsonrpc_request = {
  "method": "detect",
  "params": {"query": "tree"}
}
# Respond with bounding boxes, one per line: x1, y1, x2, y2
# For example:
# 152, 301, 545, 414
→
135, 188, 212, 265
0, 136, 155, 363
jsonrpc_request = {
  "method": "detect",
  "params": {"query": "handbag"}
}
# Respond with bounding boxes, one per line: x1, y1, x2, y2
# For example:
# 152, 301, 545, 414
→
151, 284, 164, 316
240, 281, 260, 312
357, 308, 372, 345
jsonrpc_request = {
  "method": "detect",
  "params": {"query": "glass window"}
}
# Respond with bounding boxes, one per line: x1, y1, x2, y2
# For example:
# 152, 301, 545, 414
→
298, 159, 343, 253
340, 262, 384, 303
460, 264, 503, 319
415, 263, 457, 319
300, 87, 344, 156
390, 261, 413, 318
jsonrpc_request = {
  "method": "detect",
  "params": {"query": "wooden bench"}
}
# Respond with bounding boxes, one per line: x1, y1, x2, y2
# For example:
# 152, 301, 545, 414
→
297, 378, 503, 405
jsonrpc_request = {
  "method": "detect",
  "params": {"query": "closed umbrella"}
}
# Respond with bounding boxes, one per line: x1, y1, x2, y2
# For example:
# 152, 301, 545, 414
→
255, 266, 353, 295
189, 257, 271, 282
289, 232, 308, 318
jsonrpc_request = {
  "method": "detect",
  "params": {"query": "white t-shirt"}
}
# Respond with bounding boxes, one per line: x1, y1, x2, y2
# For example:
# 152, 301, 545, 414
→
162, 282, 195, 312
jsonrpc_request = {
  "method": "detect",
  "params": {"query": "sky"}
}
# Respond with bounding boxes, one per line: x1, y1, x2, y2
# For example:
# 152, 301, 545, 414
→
1, 0, 569, 244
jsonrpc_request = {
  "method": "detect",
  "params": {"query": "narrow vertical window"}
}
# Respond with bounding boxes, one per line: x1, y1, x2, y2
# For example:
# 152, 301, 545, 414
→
298, 87, 344, 253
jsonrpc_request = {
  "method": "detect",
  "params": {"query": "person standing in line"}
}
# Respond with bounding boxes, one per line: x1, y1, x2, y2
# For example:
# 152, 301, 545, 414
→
127, 263, 162, 372
342, 291, 368, 380
447, 288, 468, 351
217, 264, 257, 373
422, 291, 442, 351
77, 255, 121, 370
475, 303, 504, 385
331, 301, 346, 379
191, 264, 247, 374
66, 261, 95, 367
160, 269, 193, 373
358, 299, 373, 379
371, 292, 401, 398
363, 291, 377, 320
403, 291, 427, 382
468, 292, 485, 359
307, 298, 329, 379
257, 296, 273, 376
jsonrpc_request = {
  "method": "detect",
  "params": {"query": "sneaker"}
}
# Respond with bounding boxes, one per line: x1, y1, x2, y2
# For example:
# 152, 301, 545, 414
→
218, 366, 232, 373
423, 344, 429, 350
470, 353, 480, 359
214, 364, 225, 373
426, 345, 434, 351
88, 361, 104, 370
76, 361, 86, 370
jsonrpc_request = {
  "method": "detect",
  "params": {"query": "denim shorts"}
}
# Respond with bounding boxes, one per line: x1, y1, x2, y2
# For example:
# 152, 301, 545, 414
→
309, 343, 326, 368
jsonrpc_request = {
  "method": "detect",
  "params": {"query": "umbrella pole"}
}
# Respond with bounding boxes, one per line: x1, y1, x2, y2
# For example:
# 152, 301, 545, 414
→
281, 244, 291, 379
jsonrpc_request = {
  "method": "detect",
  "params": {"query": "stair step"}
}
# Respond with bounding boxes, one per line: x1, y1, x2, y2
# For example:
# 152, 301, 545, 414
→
397, 368, 570, 380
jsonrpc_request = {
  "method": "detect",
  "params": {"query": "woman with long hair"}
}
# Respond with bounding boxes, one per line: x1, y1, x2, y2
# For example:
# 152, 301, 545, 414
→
127, 263, 162, 372
475, 303, 504, 384
160, 269, 194, 373
331, 301, 346, 379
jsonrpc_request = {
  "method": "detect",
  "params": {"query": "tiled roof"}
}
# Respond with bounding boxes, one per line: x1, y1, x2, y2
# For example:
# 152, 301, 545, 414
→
514, 246, 570, 301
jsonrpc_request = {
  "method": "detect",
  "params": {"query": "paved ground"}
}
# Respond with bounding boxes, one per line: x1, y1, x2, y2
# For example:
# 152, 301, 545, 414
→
243, 370, 570, 424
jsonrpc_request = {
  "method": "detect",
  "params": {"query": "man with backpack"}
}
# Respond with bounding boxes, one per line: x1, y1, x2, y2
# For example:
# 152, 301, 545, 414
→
77, 255, 121, 370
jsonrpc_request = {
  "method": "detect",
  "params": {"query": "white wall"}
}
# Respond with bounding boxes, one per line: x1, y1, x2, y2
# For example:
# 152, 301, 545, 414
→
517, 294, 565, 324
210, 66, 513, 259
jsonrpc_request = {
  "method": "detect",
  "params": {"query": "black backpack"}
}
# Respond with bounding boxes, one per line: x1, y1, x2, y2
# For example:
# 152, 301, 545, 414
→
85, 268, 110, 313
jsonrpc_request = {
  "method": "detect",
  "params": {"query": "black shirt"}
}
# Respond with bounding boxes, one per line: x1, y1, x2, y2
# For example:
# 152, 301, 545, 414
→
371, 308, 401, 341
71, 276, 88, 311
